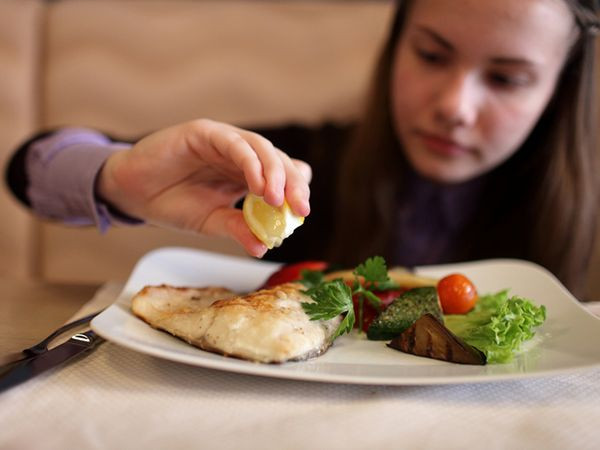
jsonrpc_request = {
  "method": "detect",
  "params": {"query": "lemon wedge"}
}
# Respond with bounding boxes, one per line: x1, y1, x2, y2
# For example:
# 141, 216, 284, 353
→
242, 194, 304, 249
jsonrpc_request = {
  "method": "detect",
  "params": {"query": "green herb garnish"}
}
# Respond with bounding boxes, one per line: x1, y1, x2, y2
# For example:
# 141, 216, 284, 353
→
302, 279, 354, 340
301, 256, 399, 340
298, 269, 325, 289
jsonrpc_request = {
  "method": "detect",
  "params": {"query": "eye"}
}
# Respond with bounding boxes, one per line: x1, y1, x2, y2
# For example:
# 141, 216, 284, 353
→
487, 71, 533, 89
415, 47, 449, 66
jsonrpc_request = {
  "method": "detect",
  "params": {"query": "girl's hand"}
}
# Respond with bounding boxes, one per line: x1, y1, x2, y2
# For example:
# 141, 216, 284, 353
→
96, 119, 312, 257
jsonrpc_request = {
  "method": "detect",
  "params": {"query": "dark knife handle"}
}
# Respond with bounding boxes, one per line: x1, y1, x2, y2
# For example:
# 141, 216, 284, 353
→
0, 309, 105, 369
23, 309, 105, 357
68, 330, 104, 349
0, 330, 104, 394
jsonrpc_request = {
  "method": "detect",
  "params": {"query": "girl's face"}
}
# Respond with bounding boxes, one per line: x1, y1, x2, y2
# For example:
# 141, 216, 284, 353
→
390, 0, 577, 183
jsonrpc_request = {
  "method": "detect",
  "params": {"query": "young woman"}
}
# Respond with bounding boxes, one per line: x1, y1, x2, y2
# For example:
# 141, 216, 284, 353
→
6, 0, 600, 297
330, 0, 600, 296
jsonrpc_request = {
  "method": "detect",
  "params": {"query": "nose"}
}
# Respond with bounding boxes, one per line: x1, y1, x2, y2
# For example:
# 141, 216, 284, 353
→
434, 71, 479, 128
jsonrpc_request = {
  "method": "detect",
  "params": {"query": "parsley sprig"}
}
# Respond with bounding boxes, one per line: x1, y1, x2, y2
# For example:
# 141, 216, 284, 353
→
301, 256, 398, 341
302, 279, 354, 340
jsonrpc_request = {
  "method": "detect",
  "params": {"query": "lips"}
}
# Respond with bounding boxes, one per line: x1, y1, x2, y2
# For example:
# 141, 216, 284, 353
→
416, 131, 472, 157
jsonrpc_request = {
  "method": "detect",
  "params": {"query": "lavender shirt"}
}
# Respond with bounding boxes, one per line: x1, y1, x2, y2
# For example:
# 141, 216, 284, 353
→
25, 128, 141, 233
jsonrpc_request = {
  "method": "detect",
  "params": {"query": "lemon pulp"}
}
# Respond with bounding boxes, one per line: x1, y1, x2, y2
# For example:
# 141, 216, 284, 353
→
242, 194, 304, 249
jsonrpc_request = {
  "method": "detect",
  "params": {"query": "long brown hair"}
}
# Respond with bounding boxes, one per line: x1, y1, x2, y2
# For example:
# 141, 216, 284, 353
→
330, 0, 600, 297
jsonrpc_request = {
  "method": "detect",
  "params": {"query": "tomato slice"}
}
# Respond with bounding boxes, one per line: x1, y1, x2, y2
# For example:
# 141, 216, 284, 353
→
437, 273, 478, 314
262, 261, 329, 288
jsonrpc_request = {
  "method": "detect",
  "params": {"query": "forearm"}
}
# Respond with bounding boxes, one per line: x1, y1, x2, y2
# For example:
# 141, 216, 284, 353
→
7, 127, 142, 232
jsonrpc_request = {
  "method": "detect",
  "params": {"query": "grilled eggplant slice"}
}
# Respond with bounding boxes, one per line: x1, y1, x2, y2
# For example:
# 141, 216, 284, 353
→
388, 313, 486, 365
366, 286, 443, 340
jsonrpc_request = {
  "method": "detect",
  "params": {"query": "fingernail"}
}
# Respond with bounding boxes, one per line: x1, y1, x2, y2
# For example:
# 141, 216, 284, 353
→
254, 245, 268, 258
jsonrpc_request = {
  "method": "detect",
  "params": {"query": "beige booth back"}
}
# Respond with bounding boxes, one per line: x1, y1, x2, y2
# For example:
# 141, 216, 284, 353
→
0, 0, 392, 283
1, 0, 599, 300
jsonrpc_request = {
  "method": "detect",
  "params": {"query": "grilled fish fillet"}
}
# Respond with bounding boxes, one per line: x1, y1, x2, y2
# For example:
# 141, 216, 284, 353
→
131, 283, 341, 363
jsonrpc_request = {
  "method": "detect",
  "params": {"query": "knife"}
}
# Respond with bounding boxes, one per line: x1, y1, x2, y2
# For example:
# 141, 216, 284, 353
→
0, 330, 104, 393
0, 308, 105, 368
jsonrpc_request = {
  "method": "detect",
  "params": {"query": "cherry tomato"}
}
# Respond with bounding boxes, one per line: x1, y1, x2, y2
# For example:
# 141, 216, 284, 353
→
262, 261, 329, 288
353, 289, 406, 332
437, 273, 478, 314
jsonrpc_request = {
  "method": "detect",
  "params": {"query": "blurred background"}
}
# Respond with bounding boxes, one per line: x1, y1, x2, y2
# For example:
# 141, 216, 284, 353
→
0, 0, 393, 284
1, 0, 599, 301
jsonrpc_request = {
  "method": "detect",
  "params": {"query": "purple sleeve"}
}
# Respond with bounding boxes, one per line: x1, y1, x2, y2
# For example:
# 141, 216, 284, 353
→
26, 128, 143, 233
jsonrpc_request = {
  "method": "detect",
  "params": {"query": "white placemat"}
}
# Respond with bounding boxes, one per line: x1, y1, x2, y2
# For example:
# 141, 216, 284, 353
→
0, 284, 599, 450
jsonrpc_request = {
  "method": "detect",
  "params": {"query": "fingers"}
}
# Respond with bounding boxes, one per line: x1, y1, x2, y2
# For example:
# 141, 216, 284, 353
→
293, 158, 312, 184
236, 130, 311, 217
202, 208, 268, 258
197, 120, 311, 216
241, 132, 286, 206
203, 124, 268, 195
278, 151, 311, 217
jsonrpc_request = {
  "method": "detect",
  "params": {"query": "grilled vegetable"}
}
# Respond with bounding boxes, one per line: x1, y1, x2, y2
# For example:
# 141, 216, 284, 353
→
366, 286, 443, 340
387, 314, 486, 365
352, 289, 406, 332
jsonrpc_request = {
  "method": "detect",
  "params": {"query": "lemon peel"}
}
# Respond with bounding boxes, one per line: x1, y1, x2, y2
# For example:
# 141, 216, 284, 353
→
242, 194, 304, 249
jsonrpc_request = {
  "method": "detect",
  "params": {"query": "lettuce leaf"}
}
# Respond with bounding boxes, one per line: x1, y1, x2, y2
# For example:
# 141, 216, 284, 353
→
444, 290, 546, 363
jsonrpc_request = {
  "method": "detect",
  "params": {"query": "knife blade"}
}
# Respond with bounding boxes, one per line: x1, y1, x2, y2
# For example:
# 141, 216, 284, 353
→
0, 330, 104, 393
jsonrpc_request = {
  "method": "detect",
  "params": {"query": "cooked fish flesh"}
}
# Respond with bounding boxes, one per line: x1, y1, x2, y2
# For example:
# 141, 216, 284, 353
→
131, 283, 341, 363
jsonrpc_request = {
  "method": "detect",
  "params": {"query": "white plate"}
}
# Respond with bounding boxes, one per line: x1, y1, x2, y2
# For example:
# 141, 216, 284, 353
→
92, 246, 600, 385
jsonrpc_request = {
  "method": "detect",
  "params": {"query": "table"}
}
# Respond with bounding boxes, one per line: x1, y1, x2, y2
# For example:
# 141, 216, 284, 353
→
0, 277, 99, 354
1, 278, 599, 450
